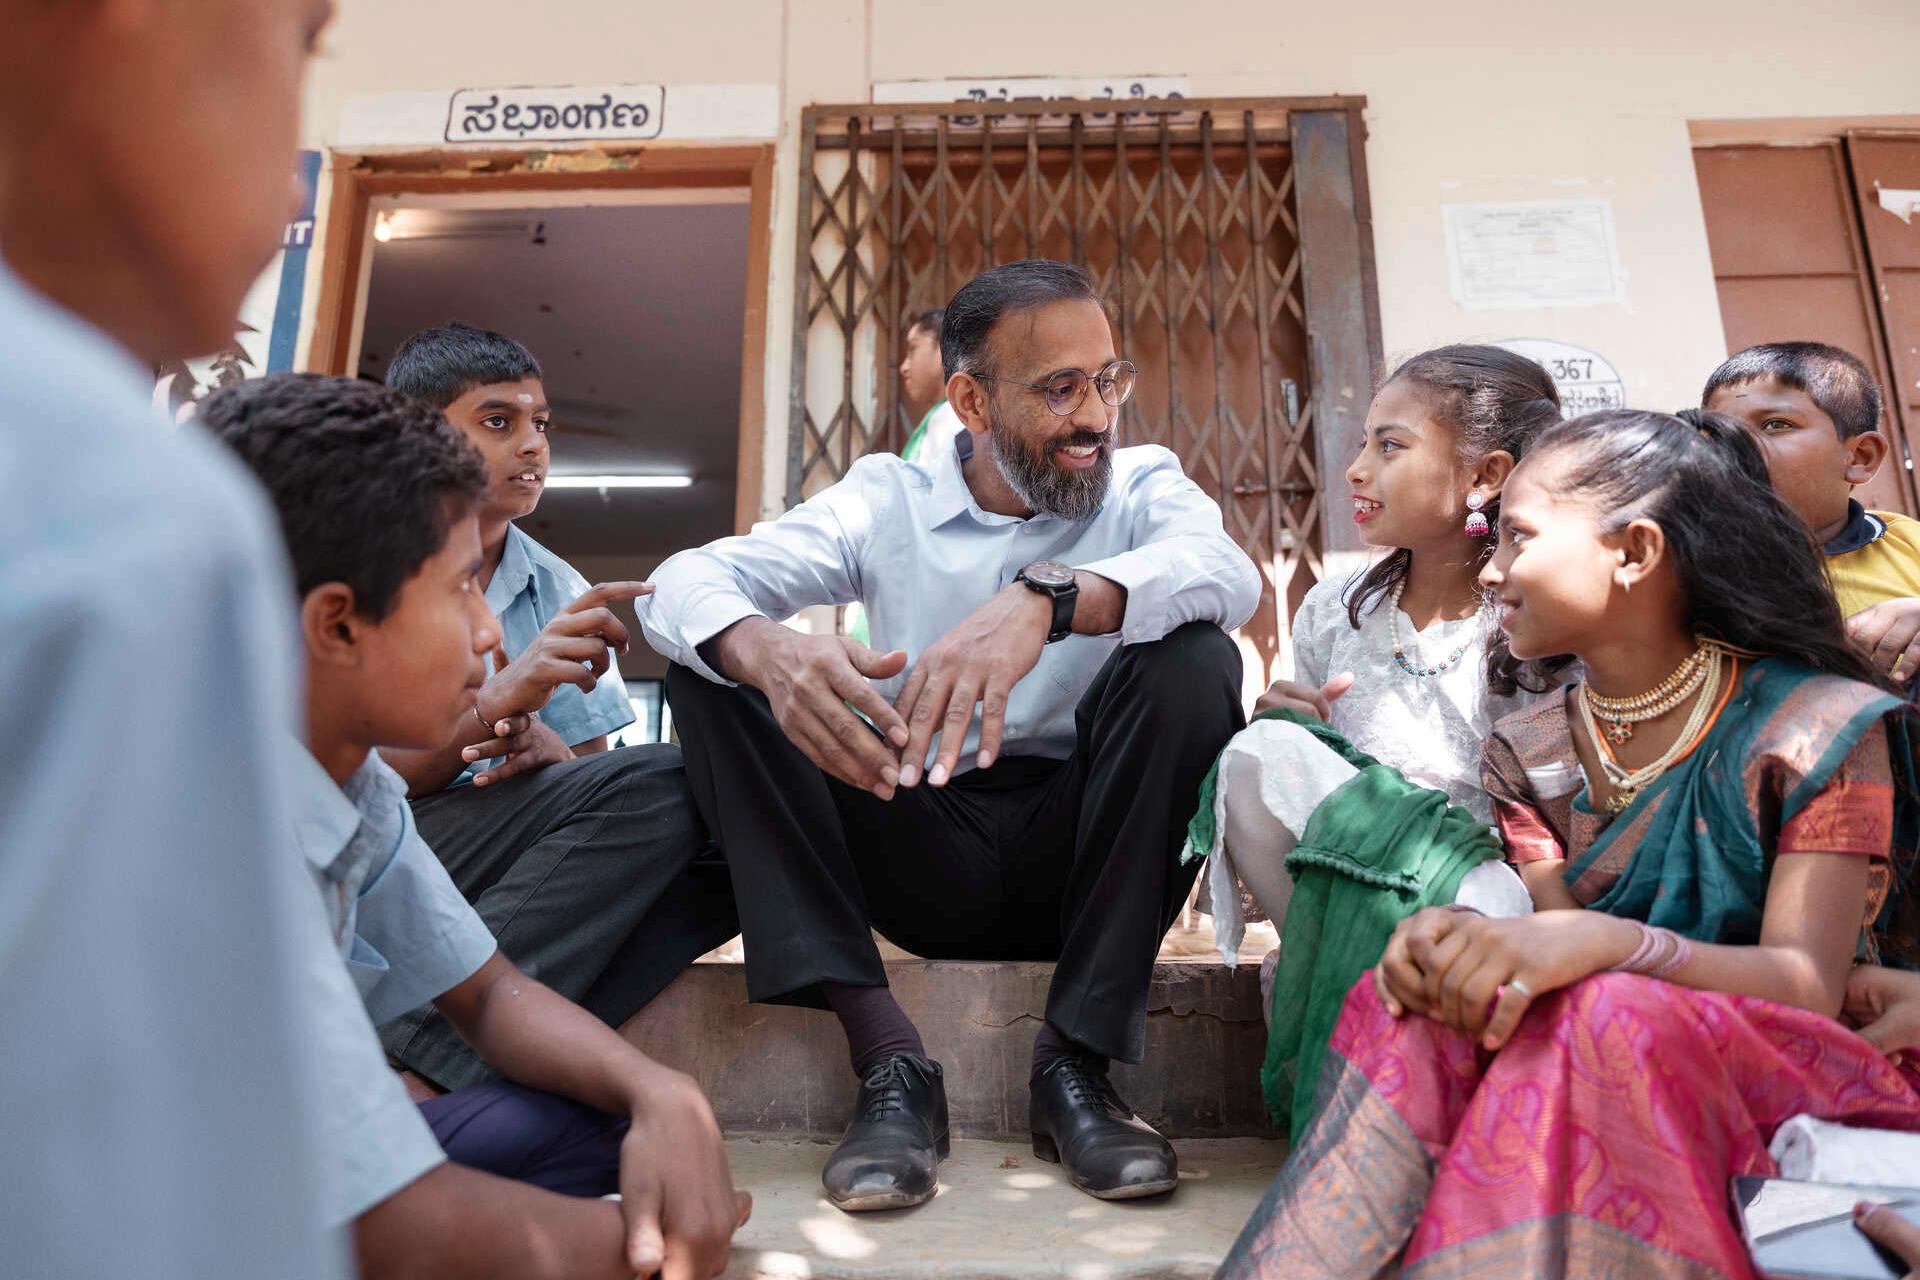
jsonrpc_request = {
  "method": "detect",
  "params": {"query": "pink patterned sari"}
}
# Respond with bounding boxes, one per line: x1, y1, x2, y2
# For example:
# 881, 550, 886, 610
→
1218, 975, 1920, 1279
1218, 663, 1920, 1279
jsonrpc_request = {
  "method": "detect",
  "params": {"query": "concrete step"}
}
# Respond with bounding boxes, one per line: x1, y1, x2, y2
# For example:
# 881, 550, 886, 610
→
621, 958, 1274, 1141
719, 1136, 1282, 1279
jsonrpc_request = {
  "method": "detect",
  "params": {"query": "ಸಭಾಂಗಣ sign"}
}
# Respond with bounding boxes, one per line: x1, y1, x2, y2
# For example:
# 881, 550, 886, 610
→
444, 85, 666, 144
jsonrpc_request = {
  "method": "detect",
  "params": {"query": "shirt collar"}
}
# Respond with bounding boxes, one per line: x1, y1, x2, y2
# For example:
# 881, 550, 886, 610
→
485, 523, 537, 613
1824, 499, 1887, 557
289, 746, 408, 879
924, 427, 1077, 530
925, 427, 983, 529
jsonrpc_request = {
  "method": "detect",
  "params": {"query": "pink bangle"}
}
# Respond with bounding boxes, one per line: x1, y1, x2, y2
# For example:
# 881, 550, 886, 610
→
1609, 920, 1692, 978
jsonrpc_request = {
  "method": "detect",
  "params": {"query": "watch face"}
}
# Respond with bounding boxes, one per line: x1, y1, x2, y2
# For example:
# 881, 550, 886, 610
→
1022, 560, 1076, 589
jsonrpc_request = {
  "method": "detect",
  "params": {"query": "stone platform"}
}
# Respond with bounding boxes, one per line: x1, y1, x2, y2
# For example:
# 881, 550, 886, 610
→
620, 958, 1274, 1141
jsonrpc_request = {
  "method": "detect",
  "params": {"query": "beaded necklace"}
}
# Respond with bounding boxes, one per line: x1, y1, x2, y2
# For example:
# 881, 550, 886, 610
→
1387, 580, 1472, 679
1582, 641, 1712, 744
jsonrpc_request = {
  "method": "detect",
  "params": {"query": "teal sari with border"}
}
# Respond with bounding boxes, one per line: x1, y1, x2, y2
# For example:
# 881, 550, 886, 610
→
1488, 658, 1919, 965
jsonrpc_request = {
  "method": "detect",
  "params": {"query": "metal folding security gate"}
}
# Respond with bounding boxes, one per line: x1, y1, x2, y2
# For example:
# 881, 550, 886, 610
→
788, 96, 1380, 681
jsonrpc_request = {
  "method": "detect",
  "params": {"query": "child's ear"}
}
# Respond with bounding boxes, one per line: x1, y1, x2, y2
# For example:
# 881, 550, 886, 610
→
1615, 518, 1669, 594
1845, 430, 1889, 488
1472, 449, 1517, 498
300, 583, 365, 668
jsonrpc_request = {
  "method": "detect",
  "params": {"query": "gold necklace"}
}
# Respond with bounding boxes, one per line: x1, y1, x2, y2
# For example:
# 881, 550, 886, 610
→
1582, 641, 1712, 744
1576, 646, 1725, 814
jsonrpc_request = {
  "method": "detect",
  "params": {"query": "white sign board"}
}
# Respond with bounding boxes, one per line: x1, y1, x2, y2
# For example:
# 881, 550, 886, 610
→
1442, 200, 1626, 311
336, 83, 778, 149
872, 75, 1190, 126
1498, 338, 1626, 415
445, 85, 665, 143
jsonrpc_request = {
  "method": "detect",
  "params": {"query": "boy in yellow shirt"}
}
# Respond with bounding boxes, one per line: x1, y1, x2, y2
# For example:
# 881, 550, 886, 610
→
1704, 341, 1920, 682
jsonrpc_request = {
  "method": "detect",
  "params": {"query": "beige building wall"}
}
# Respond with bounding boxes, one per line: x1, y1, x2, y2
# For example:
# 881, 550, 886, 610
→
301, 0, 1920, 521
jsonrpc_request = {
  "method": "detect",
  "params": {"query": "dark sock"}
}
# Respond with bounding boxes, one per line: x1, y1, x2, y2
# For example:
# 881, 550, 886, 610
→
823, 982, 927, 1077
1031, 1021, 1107, 1083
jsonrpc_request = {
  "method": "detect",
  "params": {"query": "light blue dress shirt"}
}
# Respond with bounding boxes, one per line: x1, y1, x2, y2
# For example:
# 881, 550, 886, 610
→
456, 523, 636, 784
641, 429, 1261, 773
291, 745, 499, 1223
0, 263, 345, 1278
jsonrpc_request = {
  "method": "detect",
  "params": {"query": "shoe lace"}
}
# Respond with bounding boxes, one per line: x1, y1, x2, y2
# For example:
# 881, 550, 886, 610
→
859, 1055, 914, 1120
1052, 1055, 1124, 1114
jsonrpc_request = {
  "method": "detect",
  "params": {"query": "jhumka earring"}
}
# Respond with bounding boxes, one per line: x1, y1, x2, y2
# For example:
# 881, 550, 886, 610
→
1464, 490, 1490, 537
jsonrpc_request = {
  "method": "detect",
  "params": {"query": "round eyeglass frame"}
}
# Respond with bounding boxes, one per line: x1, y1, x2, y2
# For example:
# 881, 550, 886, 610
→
972, 358, 1137, 417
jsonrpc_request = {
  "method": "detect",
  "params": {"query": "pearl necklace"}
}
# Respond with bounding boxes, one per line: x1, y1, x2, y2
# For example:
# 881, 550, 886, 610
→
1582, 642, 1712, 744
1575, 646, 1726, 815
1388, 581, 1471, 679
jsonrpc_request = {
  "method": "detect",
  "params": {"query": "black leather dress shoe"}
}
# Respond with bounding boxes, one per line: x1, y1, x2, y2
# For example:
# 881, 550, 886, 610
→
1029, 1056, 1178, 1200
821, 1053, 950, 1212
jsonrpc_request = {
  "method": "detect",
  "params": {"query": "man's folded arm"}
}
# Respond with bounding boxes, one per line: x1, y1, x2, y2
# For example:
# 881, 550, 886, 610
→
638, 462, 890, 683
1075, 448, 1263, 644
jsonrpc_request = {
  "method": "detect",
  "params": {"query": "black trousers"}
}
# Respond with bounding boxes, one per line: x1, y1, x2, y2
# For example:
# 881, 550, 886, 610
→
379, 745, 739, 1090
666, 621, 1243, 1064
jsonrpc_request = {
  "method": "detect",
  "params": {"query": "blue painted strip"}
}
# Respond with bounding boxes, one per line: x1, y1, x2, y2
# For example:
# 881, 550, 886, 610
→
267, 150, 323, 373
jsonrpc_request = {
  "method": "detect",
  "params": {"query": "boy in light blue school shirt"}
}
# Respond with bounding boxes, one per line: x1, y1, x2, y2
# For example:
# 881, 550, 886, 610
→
468, 521, 638, 783
206, 373, 745, 1279
373, 323, 737, 1094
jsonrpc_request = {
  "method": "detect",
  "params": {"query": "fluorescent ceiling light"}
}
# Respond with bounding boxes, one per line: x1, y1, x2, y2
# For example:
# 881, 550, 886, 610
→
544, 473, 693, 490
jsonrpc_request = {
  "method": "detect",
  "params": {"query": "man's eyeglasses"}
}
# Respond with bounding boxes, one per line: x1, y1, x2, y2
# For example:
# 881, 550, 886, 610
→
972, 359, 1137, 417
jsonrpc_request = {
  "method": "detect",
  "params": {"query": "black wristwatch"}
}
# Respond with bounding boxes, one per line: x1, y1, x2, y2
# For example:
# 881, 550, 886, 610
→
1016, 560, 1078, 643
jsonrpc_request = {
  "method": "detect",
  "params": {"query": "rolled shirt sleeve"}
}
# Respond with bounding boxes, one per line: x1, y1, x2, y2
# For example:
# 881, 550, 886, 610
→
1075, 446, 1263, 644
639, 459, 888, 683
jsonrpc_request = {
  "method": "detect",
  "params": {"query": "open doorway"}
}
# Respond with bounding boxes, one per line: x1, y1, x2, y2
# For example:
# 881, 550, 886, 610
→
343, 190, 756, 739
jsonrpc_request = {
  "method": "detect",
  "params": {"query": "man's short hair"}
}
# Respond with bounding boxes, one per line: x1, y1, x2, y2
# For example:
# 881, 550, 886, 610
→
1702, 341, 1884, 439
941, 260, 1099, 380
202, 374, 488, 620
385, 321, 543, 411
908, 307, 945, 341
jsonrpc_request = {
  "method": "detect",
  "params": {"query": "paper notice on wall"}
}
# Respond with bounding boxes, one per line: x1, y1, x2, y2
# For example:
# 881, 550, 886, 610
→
1877, 187, 1920, 225
1442, 200, 1626, 311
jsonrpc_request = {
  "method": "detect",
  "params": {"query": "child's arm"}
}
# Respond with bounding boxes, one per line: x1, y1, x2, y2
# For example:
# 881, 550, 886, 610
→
354, 1163, 638, 1280
431, 952, 743, 1276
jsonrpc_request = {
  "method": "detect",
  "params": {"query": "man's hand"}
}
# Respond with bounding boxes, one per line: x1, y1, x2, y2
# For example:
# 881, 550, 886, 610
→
464, 714, 574, 787
718, 619, 910, 798
485, 582, 652, 719
1254, 672, 1354, 720
1848, 597, 1920, 686
1845, 964, 1920, 1068
894, 584, 1051, 787
617, 1066, 751, 1279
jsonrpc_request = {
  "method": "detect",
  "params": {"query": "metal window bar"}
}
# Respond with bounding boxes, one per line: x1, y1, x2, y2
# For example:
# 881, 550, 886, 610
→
790, 96, 1347, 682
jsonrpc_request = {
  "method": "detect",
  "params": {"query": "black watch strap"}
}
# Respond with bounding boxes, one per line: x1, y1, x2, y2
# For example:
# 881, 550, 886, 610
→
1017, 562, 1078, 643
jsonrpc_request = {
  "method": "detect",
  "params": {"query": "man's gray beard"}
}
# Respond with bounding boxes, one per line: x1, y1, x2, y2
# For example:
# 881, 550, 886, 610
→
987, 411, 1112, 522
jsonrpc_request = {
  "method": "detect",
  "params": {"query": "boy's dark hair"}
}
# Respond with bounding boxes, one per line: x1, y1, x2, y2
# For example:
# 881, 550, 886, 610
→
1342, 344, 1567, 695
908, 307, 945, 341
942, 260, 1098, 380
1702, 341, 1884, 439
202, 374, 488, 621
385, 321, 543, 410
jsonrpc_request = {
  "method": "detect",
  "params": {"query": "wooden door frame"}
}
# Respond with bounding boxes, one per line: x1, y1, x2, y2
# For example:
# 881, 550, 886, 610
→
306, 142, 775, 534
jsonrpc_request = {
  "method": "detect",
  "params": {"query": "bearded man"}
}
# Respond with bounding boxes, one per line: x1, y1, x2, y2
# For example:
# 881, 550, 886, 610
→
641, 259, 1257, 1214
